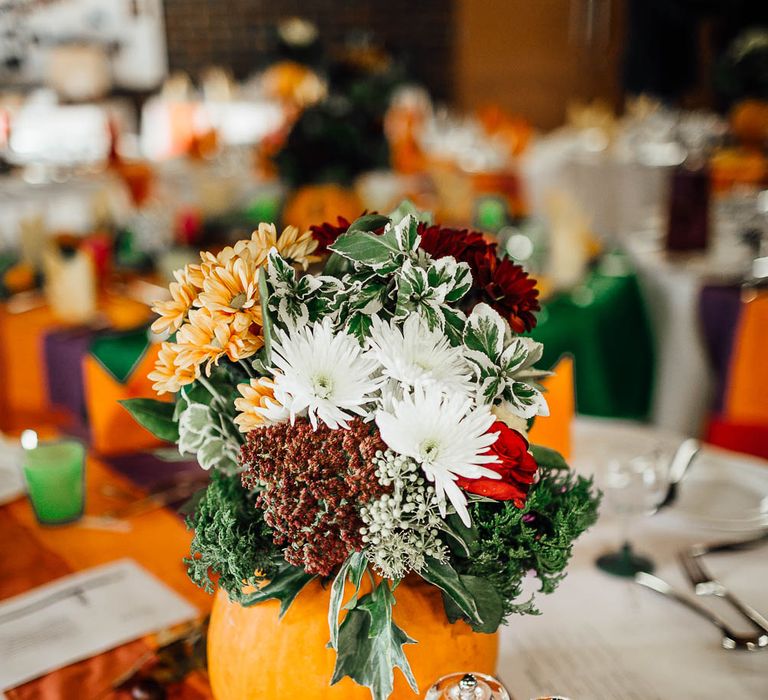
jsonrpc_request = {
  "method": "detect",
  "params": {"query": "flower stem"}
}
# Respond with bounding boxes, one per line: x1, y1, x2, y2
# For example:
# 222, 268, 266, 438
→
239, 359, 255, 378
197, 375, 225, 407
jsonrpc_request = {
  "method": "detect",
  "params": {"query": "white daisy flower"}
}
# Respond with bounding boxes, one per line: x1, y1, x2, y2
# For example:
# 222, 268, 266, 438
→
375, 383, 500, 526
367, 314, 473, 395
271, 318, 381, 430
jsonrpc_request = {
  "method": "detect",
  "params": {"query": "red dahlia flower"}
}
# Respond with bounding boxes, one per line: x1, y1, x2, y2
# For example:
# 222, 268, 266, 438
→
475, 256, 540, 333
456, 421, 538, 508
309, 216, 352, 255
417, 223, 497, 279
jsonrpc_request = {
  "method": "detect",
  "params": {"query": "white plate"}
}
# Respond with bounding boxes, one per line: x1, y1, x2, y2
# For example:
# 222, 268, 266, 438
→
674, 450, 768, 532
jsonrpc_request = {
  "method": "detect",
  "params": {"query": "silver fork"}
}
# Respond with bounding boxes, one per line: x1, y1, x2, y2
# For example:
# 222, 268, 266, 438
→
679, 551, 768, 638
635, 572, 768, 651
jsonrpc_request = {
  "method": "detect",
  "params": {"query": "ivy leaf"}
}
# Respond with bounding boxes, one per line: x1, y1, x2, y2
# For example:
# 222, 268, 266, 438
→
346, 313, 374, 344
392, 215, 420, 254
331, 581, 418, 700
346, 552, 368, 610
240, 564, 315, 616
328, 551, 367, 650
441, 307, 466, 347
530, 444, 570, 471
119, 398, 178, 442
177, 403, 213, 455
418, 557, 482, 627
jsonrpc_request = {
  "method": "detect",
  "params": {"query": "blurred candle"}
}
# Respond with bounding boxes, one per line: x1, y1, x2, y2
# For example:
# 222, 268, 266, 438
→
22, 439, 85, 525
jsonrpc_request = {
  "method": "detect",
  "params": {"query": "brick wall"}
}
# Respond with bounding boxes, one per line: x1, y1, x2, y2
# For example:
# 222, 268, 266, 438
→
162, 0, 455, 100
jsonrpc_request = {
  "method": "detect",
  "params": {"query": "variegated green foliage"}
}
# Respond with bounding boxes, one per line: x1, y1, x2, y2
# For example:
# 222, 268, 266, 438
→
266, 250, 342, 328
307, 214, 469, 344
463, 303, 549, 417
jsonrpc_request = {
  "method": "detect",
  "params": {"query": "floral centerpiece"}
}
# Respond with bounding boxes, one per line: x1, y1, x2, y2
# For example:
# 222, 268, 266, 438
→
124, 205, 600, 700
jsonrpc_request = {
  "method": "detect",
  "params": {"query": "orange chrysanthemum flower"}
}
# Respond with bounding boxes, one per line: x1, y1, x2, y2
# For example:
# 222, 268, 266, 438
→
251, 222, 320, 270
176, 308, 263, 374
148, 342, 199, 395
234, 377, 287, 432
196, 256, 261, 316
150, 266, 200, 335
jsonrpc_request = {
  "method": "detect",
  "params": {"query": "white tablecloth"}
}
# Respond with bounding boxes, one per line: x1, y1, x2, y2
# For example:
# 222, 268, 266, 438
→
499, 418, 768, 700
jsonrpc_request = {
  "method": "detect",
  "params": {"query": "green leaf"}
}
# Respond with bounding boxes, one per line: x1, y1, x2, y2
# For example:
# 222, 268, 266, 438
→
119, 398, 178, 442
329, 230, 399, 267
329, 551, 367, 650
258, 267, 273, 364
438, 575, 504, 633
463, 303, 505, 359
331, 581, 418, 700
347, 213, 391, 234
530, 444, 570, 471
240, 564, 315, 616
418, 557, 482, 627
442, 513, 480, 558
323, 251, 352, 278
455, 575, 505, 633
388, 199, 432, 226
346, 552, 368, 609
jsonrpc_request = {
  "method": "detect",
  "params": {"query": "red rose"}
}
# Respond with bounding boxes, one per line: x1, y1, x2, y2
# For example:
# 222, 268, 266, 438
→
456, 421, 538, 507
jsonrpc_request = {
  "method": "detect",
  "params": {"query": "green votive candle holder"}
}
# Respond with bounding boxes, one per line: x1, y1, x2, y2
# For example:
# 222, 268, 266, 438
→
22, 439, 86, 525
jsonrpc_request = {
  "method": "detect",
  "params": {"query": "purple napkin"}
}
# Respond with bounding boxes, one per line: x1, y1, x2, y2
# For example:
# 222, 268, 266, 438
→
42, 327, 97, 421
104, 451, 206, 518
106, 451, 203, 490
698, 285, 742, 412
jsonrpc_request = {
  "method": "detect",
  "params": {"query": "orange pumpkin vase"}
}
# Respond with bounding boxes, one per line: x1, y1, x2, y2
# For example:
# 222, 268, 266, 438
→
207, 577, 499, 700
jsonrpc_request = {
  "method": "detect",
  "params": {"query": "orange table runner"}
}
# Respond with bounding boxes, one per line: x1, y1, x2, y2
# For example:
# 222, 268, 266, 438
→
0, 453, 213, 699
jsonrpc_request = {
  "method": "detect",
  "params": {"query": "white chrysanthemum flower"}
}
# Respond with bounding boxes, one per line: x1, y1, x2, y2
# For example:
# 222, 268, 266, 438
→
271, 318, 382, 430
375, 384, 500, 526
367, 315, 474, 395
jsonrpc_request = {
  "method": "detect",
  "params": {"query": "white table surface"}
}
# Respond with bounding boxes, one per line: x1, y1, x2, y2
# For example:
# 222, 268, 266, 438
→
498, 417, 768, 700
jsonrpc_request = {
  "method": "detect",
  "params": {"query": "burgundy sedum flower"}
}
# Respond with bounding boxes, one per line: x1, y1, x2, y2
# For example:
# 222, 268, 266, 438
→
240, 417, 388, 577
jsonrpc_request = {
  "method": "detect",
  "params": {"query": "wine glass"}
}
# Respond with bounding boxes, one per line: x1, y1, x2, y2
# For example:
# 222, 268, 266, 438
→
596, 452, 668, 577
